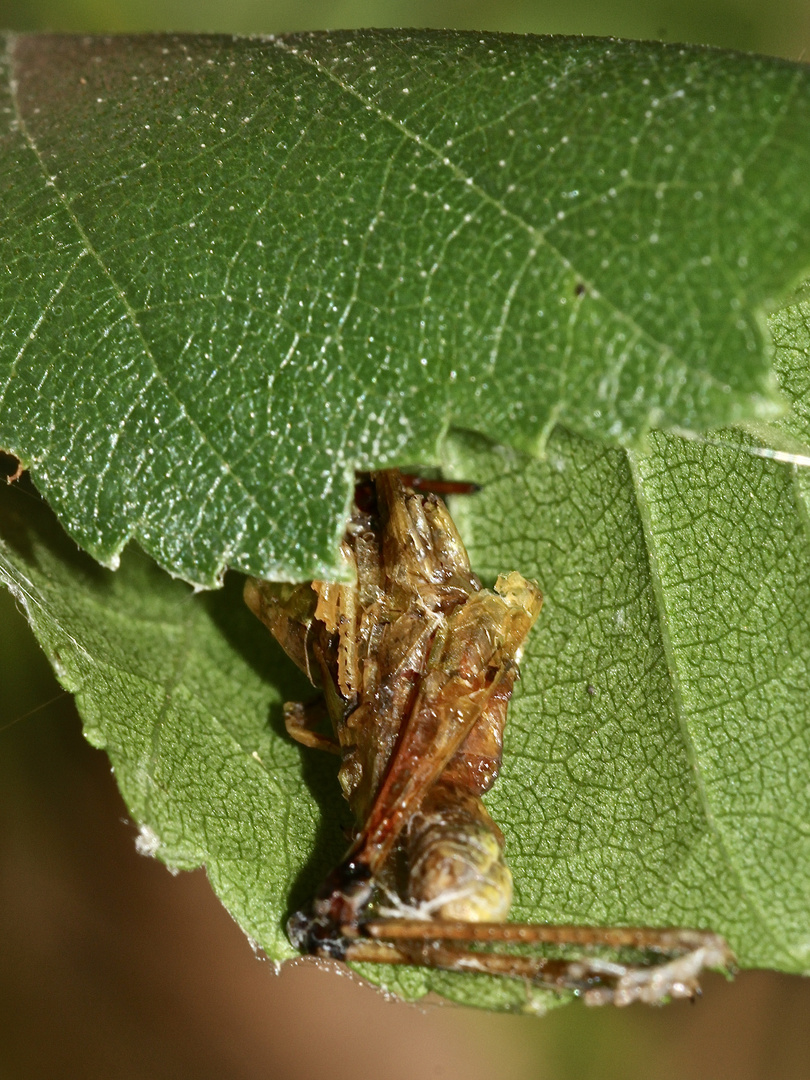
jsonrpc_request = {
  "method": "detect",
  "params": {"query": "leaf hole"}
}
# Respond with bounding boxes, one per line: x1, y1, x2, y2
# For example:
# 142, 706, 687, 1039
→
0, 450, 24, 484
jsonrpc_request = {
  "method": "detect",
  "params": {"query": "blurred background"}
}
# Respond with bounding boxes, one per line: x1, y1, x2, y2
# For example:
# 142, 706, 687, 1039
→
0, 0, 808, 57
2, 3, 810, 1078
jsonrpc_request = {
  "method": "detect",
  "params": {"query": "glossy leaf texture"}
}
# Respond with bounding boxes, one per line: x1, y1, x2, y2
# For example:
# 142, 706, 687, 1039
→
2, 31, 810, 585
2, 282, 809, 1009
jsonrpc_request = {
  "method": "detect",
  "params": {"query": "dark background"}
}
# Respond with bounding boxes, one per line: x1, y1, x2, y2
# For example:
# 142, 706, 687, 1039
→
2, 3, 810, 1077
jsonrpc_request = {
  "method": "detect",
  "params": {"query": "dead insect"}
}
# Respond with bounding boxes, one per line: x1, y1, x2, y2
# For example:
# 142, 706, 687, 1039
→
245, 470, 733, 1006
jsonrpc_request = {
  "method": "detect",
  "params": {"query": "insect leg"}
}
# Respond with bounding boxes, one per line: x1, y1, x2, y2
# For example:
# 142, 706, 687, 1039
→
360, 918, 729, 956
397, 474, 481, 496
342, 930, 733, 1006
283, 700, 340, 755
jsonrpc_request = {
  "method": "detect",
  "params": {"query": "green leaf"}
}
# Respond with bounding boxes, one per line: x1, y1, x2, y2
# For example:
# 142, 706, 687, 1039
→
3, 31, 810, 584
3, 369, 810, 1011
449, 428, 810, 981
3, 31, 810, 1012
0, 486, 337, 963
767, 282, 810, 449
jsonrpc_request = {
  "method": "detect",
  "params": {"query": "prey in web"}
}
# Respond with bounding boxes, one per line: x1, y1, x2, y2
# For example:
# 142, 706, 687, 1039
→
244, 470, 733, 1006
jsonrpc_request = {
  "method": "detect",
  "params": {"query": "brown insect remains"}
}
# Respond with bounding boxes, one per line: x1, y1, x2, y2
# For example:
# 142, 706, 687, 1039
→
245, 471, 733, 1006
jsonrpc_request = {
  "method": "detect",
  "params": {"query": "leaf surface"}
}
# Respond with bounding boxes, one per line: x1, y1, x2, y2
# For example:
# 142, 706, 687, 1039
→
3, 403, 809, 1010
2, 31, 810, 584
450, 429, 810, 983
